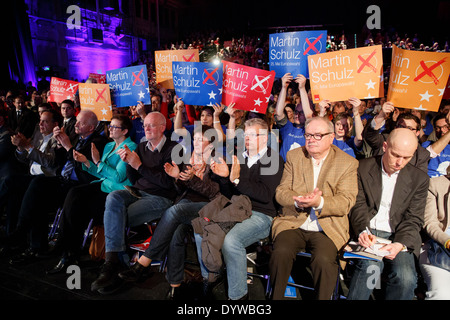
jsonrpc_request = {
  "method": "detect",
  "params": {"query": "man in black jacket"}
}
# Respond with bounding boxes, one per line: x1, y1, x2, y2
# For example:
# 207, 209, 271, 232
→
91, 111, 179, 294
194, 118, 284, 300
60, 99, 77, 145
7, 95, 38, 138
347, 128, 429, 300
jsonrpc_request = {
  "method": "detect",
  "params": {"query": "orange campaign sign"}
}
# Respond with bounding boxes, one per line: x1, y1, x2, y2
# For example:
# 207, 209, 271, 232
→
154, 49, 200, 89
78, 83, 113, 122
387, 45, 450, 111
308, 45, 384, 103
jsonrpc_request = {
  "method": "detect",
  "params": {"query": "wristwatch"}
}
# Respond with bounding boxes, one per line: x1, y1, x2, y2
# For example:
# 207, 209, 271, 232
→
232, 178, 240, 186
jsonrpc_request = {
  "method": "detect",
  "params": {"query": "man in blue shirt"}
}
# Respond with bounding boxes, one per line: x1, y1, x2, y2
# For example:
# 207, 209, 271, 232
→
422, 113, 450, 177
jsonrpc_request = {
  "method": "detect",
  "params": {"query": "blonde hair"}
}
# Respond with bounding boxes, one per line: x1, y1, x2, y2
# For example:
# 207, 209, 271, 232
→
245, 118, 269, 131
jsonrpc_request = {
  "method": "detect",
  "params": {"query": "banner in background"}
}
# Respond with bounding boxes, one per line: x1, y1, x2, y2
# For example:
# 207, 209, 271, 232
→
308, 45, 384, 103
78, 83, 112, 122
222, 61, 275, 114
387, 45, 450, 111
88, 73, 106, 84
155, 49, 200, 89
443, 76, 450, 99
172, 61, 223, 106
269, 30, 327, 78
106, 65, 151, 108
48, 77, 79, 103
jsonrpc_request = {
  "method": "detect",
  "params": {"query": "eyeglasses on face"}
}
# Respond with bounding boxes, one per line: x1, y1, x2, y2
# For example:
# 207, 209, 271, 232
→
243, 133, 267, 138
108, 125, 124, 130
143, 123, 164, 129
395, 123, 418, 131
435, 124, 449, 131
304, 132, 333, 141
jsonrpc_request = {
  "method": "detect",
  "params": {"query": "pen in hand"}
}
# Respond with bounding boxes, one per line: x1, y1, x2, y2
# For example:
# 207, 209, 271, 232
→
363, 227, 377, 249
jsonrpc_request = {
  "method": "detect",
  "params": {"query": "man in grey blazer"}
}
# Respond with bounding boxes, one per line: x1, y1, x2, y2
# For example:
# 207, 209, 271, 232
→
0, 109, 64, 239
347, 128, 430, 300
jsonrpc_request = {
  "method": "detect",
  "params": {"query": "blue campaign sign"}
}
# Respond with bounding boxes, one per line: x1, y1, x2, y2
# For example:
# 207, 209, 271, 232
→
172, 61, 223, 106
269, 30, 327, 78
106, 65, 151, 108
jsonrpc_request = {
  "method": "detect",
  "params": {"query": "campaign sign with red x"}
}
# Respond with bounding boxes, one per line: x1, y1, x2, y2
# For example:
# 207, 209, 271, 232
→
154, 49, 200, 89
78, 83, 112, 121
269, 30, 327, 78
308, 45, 384, 103
48, 77, 79, 104
387, 45, 450, 111
222, 61, 275, 114
106, 64, 151, 108
172, 61, 223, 106
88, 73, 106, 84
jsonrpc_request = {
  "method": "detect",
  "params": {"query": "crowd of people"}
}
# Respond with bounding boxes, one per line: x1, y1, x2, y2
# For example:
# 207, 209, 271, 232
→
157, 29, 449, 70
0, 28, 449, 301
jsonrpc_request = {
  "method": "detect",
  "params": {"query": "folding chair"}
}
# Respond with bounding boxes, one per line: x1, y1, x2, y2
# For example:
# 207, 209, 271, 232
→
285, 251, 346, 300
128, 220, 166, 272
246, 241, 350, 300
246, 237, 272, 297
48, 207, 63, 241
49, 211, 98, 251
81, 218, 94, 248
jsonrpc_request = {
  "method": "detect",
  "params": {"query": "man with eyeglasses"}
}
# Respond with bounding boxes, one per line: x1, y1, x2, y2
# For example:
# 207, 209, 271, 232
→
195, 118, 284, 300
363, 101, 430, 173
91, 111, 179, 294
270, 116, 359, 300
423, 112, 450, 177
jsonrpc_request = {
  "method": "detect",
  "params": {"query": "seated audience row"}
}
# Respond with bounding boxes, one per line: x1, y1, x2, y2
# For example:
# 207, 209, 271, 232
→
0, 76, 449, 300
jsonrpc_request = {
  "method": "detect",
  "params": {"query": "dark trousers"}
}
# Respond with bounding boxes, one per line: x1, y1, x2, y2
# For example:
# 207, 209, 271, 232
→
269, 228, 339, 300
59, 181, 106, 255
16, 175, 76, 250
143, 199, 207, 284
0, 173, 36, 235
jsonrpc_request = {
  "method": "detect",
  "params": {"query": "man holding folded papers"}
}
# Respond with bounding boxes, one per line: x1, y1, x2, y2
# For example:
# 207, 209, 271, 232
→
347, 128, 429, 300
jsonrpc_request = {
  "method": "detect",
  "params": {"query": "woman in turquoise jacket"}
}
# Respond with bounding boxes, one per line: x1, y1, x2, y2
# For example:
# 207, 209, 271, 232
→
47, 114, 137, 274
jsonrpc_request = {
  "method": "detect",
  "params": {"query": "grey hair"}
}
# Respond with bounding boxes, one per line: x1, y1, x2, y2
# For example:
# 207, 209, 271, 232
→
146, 111, 167, 126
78, 109, 98, 127
305, 116, 334, 133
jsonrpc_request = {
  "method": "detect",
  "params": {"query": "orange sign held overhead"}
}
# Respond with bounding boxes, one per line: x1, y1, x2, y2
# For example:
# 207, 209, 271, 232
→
78, 83, 113, 122
387, 45, 450, 112
308, 45, 384, 103
154, 49, 200, 89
